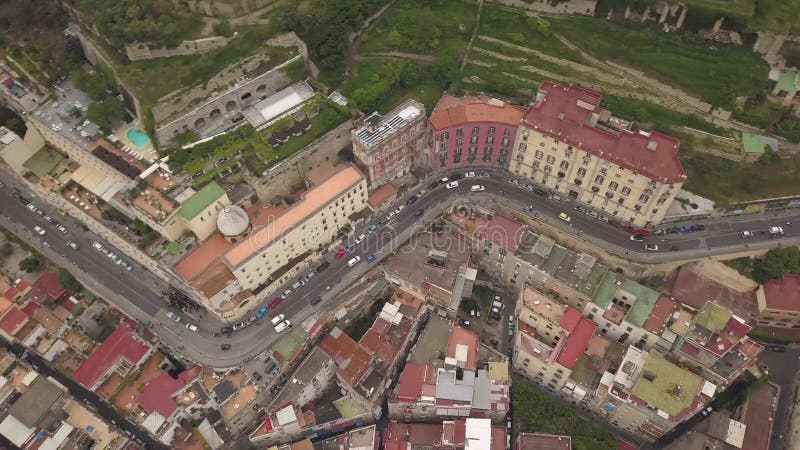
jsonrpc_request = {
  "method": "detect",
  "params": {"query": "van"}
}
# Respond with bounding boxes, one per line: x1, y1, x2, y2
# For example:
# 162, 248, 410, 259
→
271, 314, 286, 326
347, 256, 361, 267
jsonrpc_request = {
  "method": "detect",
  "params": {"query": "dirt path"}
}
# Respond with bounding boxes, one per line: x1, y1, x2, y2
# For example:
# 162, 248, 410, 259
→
200, 1, 279, 35
356, 51, 437, 63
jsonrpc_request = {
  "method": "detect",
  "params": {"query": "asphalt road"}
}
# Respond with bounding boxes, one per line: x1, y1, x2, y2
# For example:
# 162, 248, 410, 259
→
3, 342, 164, 449
758, 346, 800, 450
3, 170, 800, 368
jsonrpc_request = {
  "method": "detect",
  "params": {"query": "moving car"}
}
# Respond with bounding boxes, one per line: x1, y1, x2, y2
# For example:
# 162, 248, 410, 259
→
691, 224, 706, 231
470, 185, 485, 192
445, 181, 459, 189
185, 323, 199, 332
335, 248, 346, 259
220, 344, 231, 351
270, 314, 286, 326
415, 208, 425, 217
347, 256, 361, 267
67, 241, 78, 250
274, 320, 291, 333
406, 195, 418, 205
311, 296, 322, 306
769, 226, 785, 236
644, 244, 659, 251
167, 312, 180, 323
630, 235, 644, 242
558, 213, 571, 223
33, 226, 46, 236
367, 254, 376, 263
221, 326, 233, 334
741, 230, 753, 238
465, 171, 476, 178
256, 307, 269, 319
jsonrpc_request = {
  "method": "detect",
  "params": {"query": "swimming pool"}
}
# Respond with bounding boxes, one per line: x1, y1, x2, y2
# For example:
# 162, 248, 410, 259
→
126, 129, 151, 148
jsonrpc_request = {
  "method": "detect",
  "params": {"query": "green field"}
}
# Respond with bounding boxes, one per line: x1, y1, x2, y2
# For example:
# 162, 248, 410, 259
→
478, 5, 582, 61
601, 94, 732, 136
552, 17, 769, 109
339, 59, 444, 114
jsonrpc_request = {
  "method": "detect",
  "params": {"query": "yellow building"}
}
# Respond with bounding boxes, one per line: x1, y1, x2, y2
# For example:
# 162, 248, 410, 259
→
755, 274, 800, 328
510, 82, 686, 227
222, 165, 368, 291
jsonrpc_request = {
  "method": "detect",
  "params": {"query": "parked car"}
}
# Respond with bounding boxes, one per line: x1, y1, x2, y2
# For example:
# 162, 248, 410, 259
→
232, 322, 248, 331
220, 344, 231, 351
67, 241, 78, 250
406, 195, 418, 205
644, 244, 659, 251
533, 187, 548, 197
292, 280, 302, 290
317, 261, 331, 272
347, 256, 361, 267
280, 289, 292, 299
367, 225, 378, 233
268, 298, 282, 309
445, 181, 459, 189
470, 184, 485, 192
274, 320, 291, 333
335, 248, 346, 259
558, 213, 571, 223
465, 171, 476, 178
630, 235, 644, 242
691, 224, 706, 231
256, 307, 269, 319
270, 314, 286, 326
427, 181, 440, 190
33, 226, 46, 236
92, 241, 103, 251
43, 215, 54, 223
354, 233, 366, 244
185, 323, 199, 332
221, 326, 233, 334
450, 173, 463, 181
367, 254, 376, 263
167, 312, 181, 323
56, 224, 67, 234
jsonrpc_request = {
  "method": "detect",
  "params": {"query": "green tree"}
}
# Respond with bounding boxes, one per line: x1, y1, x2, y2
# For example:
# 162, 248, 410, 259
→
432, 56, 459, 90
4, 117, 26, 136
0, 242, 13, 259
752, 247, 800, 284
537, 18, 551, 37
507, 32, 525, 45
213, 20, 233, 37
19, 256, 42, 273
58, 268, 83, 292
86, 96, 128, 132
388, 30, 403, 47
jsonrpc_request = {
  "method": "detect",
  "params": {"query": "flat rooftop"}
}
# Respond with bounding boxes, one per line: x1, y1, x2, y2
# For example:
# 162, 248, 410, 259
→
631, 353, 702, 417
384, 230, 471, 292
243, 81, 315, 129
521, 287, 566, 324
224, 165, 363, 267
353, 99, 424, 150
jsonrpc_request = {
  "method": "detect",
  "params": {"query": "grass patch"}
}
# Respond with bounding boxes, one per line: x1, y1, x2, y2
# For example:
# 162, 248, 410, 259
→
601, 94, 733, 136
514, 381, 618, 450
722, 247, 800, 284
734, 98, 788, 129
340, 59, 444, 114
552, 17, 769, 109
116, 27, 295, 104
680, 149, 800, 205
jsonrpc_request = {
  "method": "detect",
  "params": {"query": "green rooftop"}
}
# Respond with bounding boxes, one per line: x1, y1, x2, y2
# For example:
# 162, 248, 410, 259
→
693, 302, 732, 332
578, 265, 608, 296
270, 325, 307, 362
592, 272, 659, 327
631, 354, 702, 416
541, 246, 567, 274
178, 182, 226, 221
333, 396, 368, 418
776, 70, 799, 96
23, 147, 65, 178
741, 132, 766, 154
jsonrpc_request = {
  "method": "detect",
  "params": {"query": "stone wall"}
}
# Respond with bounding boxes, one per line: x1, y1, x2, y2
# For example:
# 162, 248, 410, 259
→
125, 36, 231, 61
485, 0, 597, 15
180, 0, 277, 19
247, 119, 355, 202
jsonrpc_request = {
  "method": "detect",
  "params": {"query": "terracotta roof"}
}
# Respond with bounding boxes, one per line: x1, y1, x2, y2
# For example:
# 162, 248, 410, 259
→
4, 280, 31, 300
246, 203, 286, 228
517, 433, 572, 450
555, 317, 596, 370
359, 316, 413, 372
559, 307, 582, 332
761, 274, 800, 312
174, 234, 233, 282
642, 295, 678, 334
394, 363, 438, 403
31, 270, 67, 301
224, 166, 364, 267
73, 321, 150, 388
429, 94, 526, 130
0, 306, 29, 337
137, 366, 202, 418
318, 328, 372, 387
447, 326, 479, 371
191, 260, 236, 298
523, 81, 685, 184
669, 266, 757, 321
0, 296, 12, 316
367, 184, 397, 208
476, 214, 526, 252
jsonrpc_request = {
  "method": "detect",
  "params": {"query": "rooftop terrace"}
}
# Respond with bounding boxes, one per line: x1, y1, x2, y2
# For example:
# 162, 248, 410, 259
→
631, 353, 702, 417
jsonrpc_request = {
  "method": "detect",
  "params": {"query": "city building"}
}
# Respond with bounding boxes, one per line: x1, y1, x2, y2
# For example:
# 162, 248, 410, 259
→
384, 419, 507, 450
513, 286, 597, 393
0, 125, 45, 175
514, 433, 572, 450
755, 274, 800, 328
510, 81, 686, 227
72, 320, 152, 390
428, 94, 525, 170
313, 424, 379, 450
352, 99, 426, 187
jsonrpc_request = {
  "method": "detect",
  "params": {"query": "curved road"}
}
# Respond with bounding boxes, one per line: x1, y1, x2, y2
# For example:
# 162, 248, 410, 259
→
3, 171, 799, 368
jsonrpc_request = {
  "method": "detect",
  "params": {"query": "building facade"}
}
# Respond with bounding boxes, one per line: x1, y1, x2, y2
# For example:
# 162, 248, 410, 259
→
427, 95, 525, 171
352, 99, 426, 188
222, 165, 368, 291
509, 81, 686, 227
755, 274, 800, 328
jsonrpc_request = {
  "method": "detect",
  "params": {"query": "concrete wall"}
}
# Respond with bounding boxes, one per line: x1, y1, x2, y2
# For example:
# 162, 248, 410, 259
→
249, 119, 354, 202
486, 0, 597, 15
125, 36, 231, 61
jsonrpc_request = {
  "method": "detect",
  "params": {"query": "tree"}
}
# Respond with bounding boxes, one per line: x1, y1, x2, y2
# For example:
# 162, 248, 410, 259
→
508, 32, 525, 45
751, 247, 800, 284
213, 20, 233, 37
58, 268, 83, 292
0, 242, 13, 259
4, 117, 26, 136
19, 256, 42, 273
86, 96, 128, 132
388, 30, 403, 47
432, 57, 459, 90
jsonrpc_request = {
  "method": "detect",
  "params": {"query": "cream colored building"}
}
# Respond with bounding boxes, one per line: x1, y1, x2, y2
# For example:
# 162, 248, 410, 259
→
755, 274, 800, 328
0, 125, 44, 174
510, 82, 686, 227
222, 165, 368, 291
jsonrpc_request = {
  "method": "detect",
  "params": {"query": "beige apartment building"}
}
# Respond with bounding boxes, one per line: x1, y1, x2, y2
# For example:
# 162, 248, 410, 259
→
352, 99, 426, 188
510, 81, 686, 227
755, 275, 800, 328
222, 165, 368, 291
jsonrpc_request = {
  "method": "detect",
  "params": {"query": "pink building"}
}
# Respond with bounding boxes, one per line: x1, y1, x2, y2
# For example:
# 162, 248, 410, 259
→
428, 95, 525, 170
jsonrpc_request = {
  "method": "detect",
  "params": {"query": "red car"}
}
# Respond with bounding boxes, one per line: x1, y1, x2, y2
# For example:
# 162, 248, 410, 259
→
268, 298, 282, 309
334, 248, 346, 259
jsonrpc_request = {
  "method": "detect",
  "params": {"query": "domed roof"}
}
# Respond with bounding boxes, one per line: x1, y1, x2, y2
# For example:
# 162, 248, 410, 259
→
216, 205, 250, 237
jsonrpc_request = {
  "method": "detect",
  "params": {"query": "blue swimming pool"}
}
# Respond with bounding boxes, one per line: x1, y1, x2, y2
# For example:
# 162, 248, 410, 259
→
127, 128, 151, 148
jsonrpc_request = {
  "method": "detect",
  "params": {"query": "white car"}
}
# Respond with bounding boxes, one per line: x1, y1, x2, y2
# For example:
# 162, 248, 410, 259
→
355, 233, 366, 244
26, 203, 37, 213
270, 314, 286, 326
394, 205, 404, 214
56, 224, 67, 234
185, 323, 199, 332
274, 319, 291, 333
67, 241, 78, 250
741, 230, 753, 238
470, 185, 485, 192
280, 289, 292, 299
445, 181, 459, 189
34, 226, 46, 236
167, 312, 181, 323
465, 171, 476, 178
347, 256, 361, 267
92, 241, 103, 251
768, 226, 784, 236
644, 244, 659, 251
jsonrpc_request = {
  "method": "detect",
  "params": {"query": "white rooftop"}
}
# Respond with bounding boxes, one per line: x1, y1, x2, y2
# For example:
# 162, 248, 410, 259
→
464, 418, 491, 450
0, 415, 35, 447
275, 404, 298, 426
243, 81, 315, 129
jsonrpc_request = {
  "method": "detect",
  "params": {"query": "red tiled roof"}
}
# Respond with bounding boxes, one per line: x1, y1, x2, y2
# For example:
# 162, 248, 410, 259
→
523, 81, 686, 184
318, 328, 372, 387
726, 316, 751, 337
617, 440, 639, 450
555, 317, 596, 370
476, 214, 526, 252
447, 326, 479, 371
31, 270, 67, 301
0, 306, 29, 337
73, 321, 150, 388
559, 307, 582, 332
21, 301, 39, 317
173, 234, 233, 282
367, 184, 397, 208
4, 280, 31, 300
384, 422, 444, 447
359, 317, 413, 372
643, 295, 677, 335
394, 363, 437, 403
137, 366, 201, 418
762, 274, 800, 312
517, 433, 572, 450
429, 95, 526, 131
491, 427, 506, 450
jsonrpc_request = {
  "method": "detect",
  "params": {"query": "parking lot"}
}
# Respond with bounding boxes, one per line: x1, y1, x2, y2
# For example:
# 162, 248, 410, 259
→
458, 285, 517, 355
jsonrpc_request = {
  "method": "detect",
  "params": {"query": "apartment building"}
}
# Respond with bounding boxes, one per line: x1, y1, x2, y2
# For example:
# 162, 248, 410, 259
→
755, 274, 800, 328
514, 433, 572, 450
352, 99, 426, 188
510, 81, 686, 227
385, 419, 507, 449
513, 286, 597, 393
222, 165, 368, 291
428, 94, 525, 170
